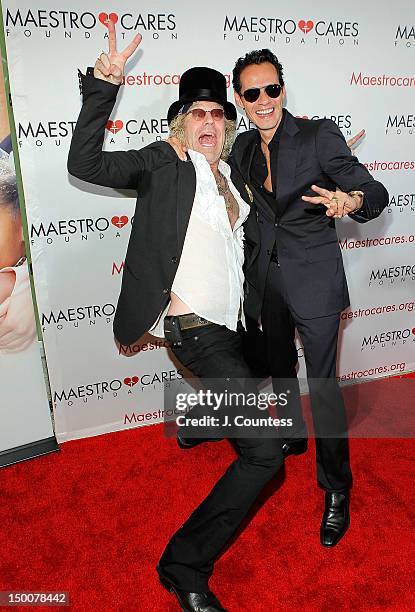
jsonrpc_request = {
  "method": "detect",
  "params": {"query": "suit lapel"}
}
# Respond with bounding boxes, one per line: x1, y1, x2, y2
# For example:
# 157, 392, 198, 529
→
240, 137, 255, 179
229, 162, 260, 268
240, 132, 275, 222
230, 166, 253, 207
276, 111, 301, 217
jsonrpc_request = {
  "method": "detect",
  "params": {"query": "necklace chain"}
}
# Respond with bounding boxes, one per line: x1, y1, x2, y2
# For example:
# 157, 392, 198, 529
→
213, 171, 239, 220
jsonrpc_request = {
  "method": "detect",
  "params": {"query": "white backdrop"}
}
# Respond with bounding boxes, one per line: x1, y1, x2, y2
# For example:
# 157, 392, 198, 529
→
2, 0, 414, 441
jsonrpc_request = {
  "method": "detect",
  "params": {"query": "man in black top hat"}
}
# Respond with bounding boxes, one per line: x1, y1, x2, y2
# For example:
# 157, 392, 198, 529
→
68, 23, 284, 612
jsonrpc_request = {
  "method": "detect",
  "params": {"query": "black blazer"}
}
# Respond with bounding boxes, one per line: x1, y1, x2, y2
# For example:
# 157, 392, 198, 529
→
230, 111, 389, 320
68, 73, 252, 346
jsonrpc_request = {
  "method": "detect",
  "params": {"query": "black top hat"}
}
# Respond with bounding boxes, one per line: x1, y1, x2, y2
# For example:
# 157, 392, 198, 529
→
167, 67, 237, 124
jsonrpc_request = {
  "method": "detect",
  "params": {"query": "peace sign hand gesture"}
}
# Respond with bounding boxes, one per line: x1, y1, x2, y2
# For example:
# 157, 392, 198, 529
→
94, 20, 142, 85
302, 185, 363, 218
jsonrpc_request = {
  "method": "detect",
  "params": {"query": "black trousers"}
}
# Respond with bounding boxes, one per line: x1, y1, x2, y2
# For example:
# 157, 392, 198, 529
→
158, 318, 283, 592
261, 261, 353, 492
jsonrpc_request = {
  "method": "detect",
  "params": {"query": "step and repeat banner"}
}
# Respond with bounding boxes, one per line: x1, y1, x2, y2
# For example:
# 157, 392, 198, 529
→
0, 51, 56, 464
1, 0, 414, 441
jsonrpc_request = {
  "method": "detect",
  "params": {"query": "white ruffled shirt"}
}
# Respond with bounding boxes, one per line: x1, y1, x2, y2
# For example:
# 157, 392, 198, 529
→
150, 149, 250, 337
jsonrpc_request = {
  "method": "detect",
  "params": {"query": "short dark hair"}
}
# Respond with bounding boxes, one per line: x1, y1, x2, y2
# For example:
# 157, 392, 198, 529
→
0, 159, 19, 216
232, 49, 285, 94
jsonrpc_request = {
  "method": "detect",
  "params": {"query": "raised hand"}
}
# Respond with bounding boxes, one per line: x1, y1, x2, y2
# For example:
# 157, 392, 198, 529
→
94, 20, 142, 85
346, 129, 365, 153
302, 185, 363, 219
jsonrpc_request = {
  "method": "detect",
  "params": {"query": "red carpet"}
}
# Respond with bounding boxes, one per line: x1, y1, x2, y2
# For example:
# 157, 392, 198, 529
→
1, 380, 414, 611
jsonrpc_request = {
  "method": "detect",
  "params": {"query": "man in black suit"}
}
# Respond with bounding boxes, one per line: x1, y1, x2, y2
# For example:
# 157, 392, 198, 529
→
230, 49, 388, 547
68, 24, 285, 612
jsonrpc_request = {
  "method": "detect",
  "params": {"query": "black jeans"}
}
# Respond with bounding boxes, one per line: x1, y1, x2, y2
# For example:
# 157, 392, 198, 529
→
158, 318, 283, 592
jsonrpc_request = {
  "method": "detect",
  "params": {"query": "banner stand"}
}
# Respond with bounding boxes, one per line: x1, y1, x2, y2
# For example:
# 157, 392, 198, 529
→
0, 436, 59, 469
0, 6, 58, 467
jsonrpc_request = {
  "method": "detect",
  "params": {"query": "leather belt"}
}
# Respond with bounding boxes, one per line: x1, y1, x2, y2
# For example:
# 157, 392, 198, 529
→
168, 313, 212, 330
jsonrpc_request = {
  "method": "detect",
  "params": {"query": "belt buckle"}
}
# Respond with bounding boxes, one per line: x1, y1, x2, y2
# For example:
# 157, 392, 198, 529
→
178, 313, 210, 330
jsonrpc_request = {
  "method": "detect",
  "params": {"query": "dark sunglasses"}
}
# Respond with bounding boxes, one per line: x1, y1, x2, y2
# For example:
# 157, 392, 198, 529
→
241, 83, 282, 103
185, 108, 225, 121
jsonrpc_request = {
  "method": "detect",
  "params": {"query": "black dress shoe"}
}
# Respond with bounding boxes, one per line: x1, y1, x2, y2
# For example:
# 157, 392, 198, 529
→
320, 491, 350, 547
177, 433, 223, 450
281, 438, 308, 458
158, 569, 228, 611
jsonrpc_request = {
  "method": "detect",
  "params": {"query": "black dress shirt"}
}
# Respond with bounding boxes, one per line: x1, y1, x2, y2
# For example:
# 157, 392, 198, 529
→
250, 109, 286, 218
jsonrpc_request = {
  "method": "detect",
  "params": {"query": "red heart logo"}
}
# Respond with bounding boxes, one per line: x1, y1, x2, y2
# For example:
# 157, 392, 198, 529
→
124, 376, 139, 387
106, 120, 123, 134
98, 12, 118, 27
298, 20, 314, 34
111, 215, 129, 228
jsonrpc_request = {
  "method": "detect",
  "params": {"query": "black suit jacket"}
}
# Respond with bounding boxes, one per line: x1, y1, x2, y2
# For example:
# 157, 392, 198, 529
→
68, 73, 252, 345
230, 111, 389, 320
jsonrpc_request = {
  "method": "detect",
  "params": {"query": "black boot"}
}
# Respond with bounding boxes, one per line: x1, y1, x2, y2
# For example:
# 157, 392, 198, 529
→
177, 433, 223, 450
320, 491, 350, 547
281, 438, 308, 458
158, 569, 228, 611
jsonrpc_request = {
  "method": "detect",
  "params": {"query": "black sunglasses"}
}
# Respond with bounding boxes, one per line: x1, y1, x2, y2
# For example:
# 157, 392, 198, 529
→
241, 83, 282, 103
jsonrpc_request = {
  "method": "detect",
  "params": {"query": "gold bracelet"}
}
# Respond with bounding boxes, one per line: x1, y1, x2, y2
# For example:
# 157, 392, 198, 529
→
348, 190, 364, 210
